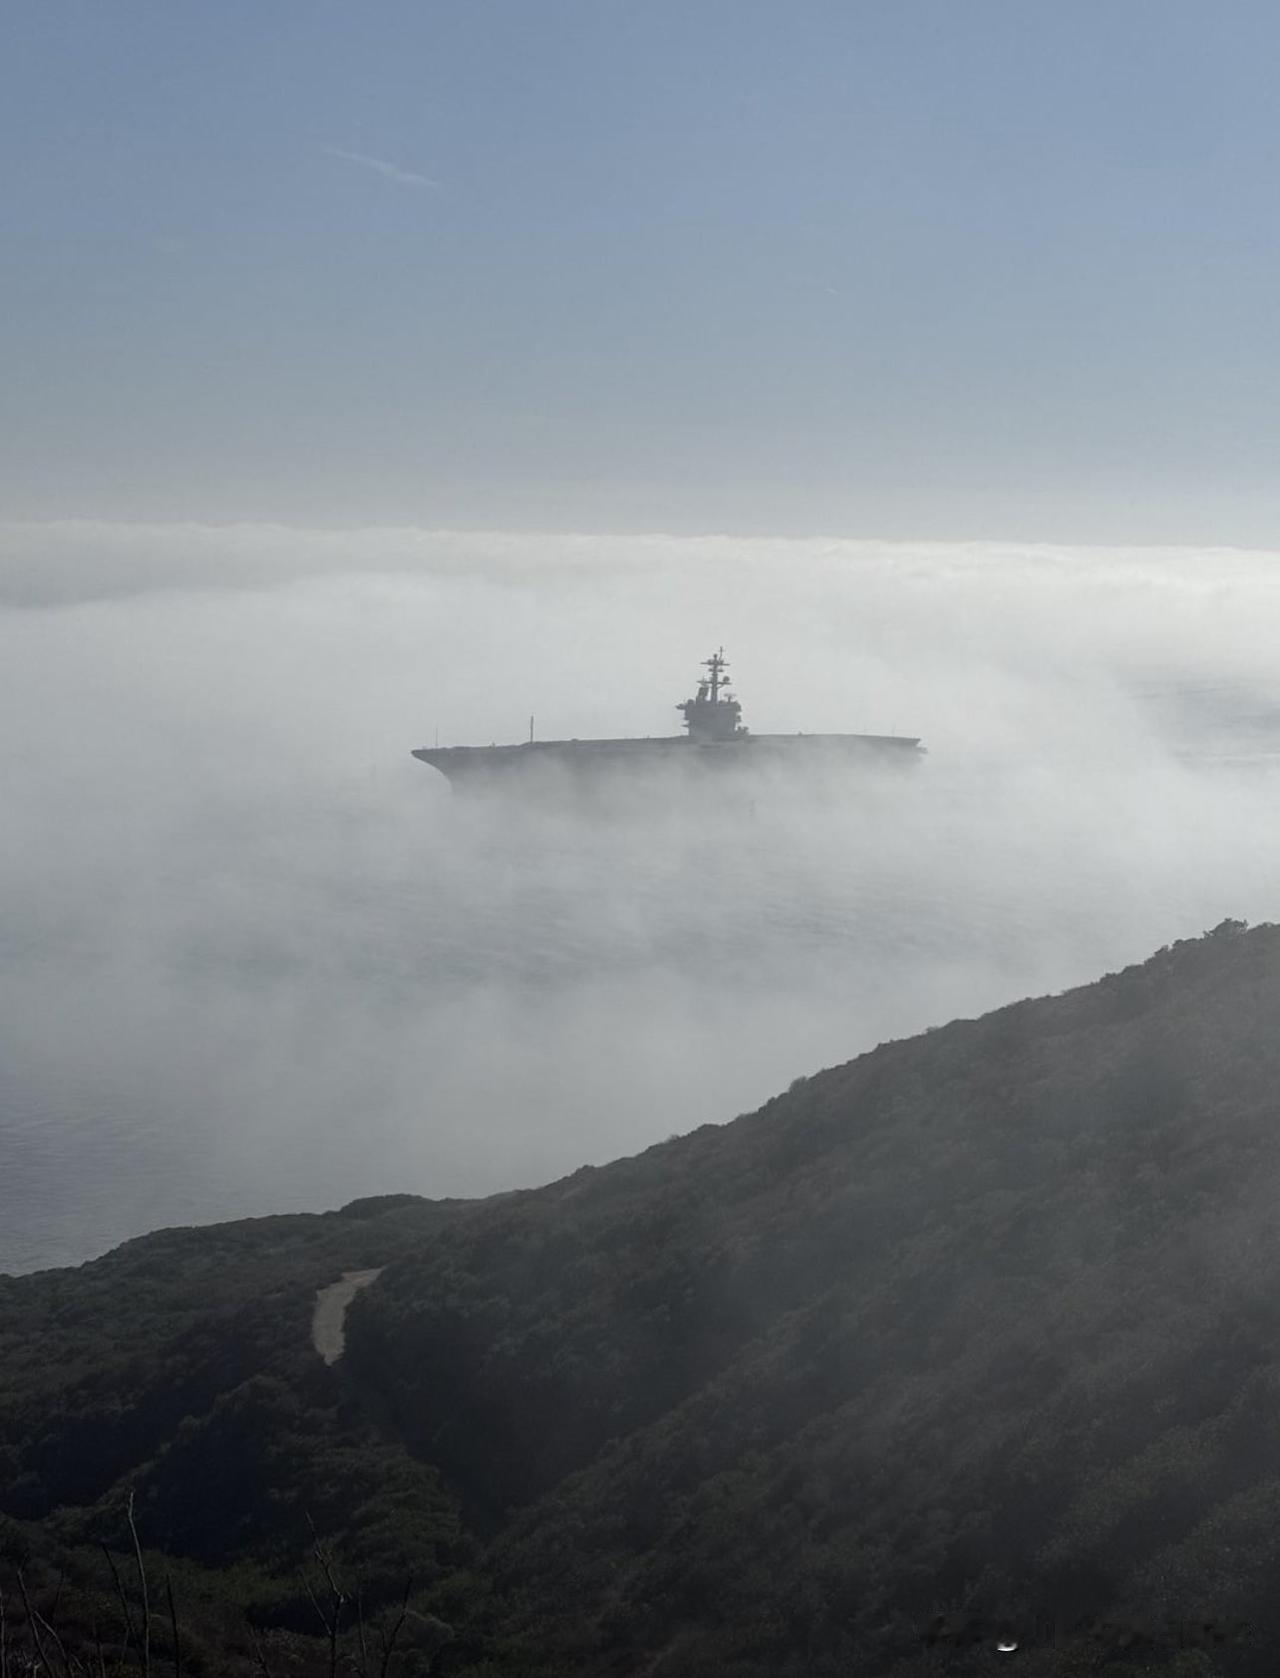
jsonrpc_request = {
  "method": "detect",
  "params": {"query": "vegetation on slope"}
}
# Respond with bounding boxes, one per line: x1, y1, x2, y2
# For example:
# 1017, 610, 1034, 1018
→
6, 924, 1280, 1674
0, 1195, 475, 1671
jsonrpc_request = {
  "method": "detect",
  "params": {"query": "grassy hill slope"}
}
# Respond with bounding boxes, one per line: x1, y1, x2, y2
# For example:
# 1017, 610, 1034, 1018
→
348, 918, 1280, 1674
6, 923, 1280, 1674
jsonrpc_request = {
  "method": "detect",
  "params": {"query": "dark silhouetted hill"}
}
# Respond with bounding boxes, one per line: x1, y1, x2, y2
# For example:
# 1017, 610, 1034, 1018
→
5, 921, 1280, 1674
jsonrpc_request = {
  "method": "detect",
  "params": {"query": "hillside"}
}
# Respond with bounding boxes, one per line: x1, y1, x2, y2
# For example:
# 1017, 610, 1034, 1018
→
5, 921, 1280, 1674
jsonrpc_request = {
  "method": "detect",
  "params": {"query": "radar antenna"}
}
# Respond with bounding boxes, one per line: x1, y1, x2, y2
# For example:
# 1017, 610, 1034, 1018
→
677, 647, 747, 743
705, 647, 728, 705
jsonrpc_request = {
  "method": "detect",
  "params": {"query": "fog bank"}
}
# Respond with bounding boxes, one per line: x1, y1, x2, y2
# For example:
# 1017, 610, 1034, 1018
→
3, 526, 1279, 1273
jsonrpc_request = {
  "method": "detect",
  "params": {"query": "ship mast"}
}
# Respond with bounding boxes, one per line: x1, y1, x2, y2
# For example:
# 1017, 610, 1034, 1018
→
677, 647, 746, 743
705, 647, 727, 706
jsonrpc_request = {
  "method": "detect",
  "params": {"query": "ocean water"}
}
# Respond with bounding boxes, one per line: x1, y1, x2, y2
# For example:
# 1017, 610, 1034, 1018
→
4, 538, 1280, 1274
5, 738, 1280, 1277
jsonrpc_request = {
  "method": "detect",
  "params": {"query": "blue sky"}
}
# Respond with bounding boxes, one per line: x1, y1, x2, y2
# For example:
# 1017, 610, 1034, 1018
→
5, 1, 1280, 539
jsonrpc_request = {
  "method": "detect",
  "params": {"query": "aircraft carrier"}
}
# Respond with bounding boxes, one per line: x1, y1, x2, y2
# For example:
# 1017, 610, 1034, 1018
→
412, 650, 924, 787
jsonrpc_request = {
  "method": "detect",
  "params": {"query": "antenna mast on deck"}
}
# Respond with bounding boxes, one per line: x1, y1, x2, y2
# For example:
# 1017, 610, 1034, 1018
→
705, 647, 727, 704
677, 647, 747, 743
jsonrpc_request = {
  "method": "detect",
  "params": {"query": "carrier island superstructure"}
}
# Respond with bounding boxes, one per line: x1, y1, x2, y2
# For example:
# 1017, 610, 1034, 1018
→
412, 650, 923, 787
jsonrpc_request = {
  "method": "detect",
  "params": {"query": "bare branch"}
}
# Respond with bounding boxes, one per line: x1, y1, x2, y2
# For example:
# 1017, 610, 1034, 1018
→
99, 1544, 136, 1668
302, 1515, 344, 1678
125, 1493, 150, 1678
29, 1600, 74, 1678
30, 1571, 75, 1678
355, 1586, 368, 1678
298, 1569, 331, 1639
164, 1577, 180, 1678
377, 1577, 414, 1678
16, 1571, 50, 1675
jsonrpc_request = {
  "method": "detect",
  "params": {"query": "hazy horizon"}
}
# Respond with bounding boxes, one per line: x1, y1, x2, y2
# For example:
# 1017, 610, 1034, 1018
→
4, 520, 1280, 1275
9, 3, 1280, 1273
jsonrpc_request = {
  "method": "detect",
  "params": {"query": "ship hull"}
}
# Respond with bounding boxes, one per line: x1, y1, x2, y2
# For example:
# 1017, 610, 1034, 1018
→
412, 732, 923, 787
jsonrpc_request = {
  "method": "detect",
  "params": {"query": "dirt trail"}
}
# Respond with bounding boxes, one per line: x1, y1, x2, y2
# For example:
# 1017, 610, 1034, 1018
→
312, 1268, 382, 1365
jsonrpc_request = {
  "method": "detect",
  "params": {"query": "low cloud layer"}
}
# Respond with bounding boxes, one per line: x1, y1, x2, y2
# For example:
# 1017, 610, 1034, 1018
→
3, 525, 1279, 1272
